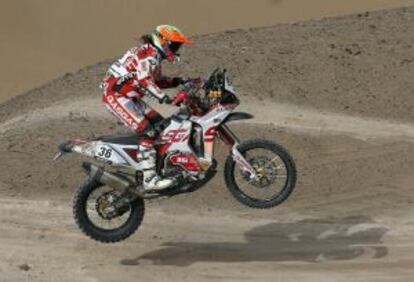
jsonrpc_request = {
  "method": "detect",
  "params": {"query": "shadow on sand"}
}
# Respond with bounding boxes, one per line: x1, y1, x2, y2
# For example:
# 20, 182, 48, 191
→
121, 215, 388, 267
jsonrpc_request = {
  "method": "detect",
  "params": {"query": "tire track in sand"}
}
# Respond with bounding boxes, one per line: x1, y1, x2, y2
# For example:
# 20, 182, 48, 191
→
0, 98, 413, 141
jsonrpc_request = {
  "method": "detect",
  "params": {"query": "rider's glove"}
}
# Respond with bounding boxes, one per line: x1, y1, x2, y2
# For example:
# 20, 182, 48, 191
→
172, 91, 189, 106
160, 95, 172, 104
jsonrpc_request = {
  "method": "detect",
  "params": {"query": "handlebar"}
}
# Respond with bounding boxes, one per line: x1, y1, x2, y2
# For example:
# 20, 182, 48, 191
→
172, 68, 235, 114
182, 78, 202, 96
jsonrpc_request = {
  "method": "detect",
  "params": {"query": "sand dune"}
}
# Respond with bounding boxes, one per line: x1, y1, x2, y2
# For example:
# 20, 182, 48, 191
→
1, 0, 414, 102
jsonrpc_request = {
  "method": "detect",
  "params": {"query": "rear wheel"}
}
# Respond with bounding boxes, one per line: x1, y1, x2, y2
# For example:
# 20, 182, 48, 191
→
73, 178, 145, 243
224, 139, 296, 209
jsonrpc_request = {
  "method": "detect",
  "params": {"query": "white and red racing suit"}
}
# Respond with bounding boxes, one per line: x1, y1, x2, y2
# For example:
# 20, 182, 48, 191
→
102, 43, 181, 140
102, 43, 186, 189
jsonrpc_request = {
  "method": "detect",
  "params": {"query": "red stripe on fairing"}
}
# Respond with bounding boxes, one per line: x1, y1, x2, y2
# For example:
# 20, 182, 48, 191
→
157, 143, 171, 156
124, 149, 138, 161
204, 125, 217, 143
205, 128, 216, 135
138, 138, 154, 147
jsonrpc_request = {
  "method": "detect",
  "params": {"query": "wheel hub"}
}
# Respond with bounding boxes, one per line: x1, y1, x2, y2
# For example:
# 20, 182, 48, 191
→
241, 156, 278, 188
96, 192, 129, 220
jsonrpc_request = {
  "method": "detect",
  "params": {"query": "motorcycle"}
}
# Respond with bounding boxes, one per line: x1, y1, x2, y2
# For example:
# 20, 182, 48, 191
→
54, 68, 297, 243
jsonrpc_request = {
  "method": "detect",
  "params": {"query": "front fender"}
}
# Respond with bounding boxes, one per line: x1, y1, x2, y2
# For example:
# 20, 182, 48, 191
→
223, 112, 254, 123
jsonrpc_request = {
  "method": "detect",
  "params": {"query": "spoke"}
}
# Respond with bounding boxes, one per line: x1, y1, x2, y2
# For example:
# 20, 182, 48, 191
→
269, 156, 280, 164
275, 164, 285, 170
234, 148, 290, 200
85, 185, 132, 230
235, 176, 255, 191
274, 177, 287, 186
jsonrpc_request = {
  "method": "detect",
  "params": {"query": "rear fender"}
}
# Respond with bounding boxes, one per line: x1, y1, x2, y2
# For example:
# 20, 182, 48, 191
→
72, 141, 101, 158
55, 139, 97, 159
54, 140, 130, 166
54, 139, 88, 160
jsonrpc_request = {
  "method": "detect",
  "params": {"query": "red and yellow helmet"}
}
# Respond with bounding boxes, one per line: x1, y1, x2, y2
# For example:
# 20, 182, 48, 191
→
152, 25, 192, 63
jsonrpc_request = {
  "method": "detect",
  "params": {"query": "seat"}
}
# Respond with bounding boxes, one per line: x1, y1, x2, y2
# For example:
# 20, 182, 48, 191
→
96, 133, 138, 145
96, 117, 171, 145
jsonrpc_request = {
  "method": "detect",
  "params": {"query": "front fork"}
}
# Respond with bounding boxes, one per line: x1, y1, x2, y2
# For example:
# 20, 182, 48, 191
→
217, 125, 257, 178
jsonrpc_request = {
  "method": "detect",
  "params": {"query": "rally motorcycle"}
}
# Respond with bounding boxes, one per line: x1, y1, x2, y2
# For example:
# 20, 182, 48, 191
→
55, 68, 297, 243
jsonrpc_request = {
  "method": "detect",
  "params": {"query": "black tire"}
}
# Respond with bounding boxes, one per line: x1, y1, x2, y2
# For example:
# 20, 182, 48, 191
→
73, 178, 145, 243
224, 139, 297, 209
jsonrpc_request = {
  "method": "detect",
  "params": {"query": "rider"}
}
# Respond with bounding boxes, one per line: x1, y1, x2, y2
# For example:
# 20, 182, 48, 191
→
102, 25, 192, 191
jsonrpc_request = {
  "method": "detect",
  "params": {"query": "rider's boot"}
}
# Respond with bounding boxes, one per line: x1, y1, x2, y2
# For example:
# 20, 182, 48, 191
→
137, 145, 174, 191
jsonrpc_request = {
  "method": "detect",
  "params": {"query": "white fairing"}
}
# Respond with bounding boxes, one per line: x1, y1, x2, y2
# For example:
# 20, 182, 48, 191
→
159, 119, 193, 153
224, 76, 237, 95
156, 104, 234, 164
190, 104, 234, 161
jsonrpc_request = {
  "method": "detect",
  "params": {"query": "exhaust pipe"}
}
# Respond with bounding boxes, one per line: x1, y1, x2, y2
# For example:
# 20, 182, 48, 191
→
81, 162, 171, 200
82, 162, 135, 192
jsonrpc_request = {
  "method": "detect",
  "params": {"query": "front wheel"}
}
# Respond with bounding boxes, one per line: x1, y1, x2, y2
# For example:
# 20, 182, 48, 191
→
224, 139, 297, 209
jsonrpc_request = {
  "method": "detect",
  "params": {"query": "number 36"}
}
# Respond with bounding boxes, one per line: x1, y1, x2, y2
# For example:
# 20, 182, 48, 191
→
97, 147, 112, 158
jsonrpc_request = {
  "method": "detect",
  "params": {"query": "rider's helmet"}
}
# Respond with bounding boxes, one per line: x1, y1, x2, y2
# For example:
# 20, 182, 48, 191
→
152, 25, 192, 63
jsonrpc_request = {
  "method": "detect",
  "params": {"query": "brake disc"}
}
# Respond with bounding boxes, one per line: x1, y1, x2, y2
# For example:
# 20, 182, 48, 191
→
241, 156, 278, 188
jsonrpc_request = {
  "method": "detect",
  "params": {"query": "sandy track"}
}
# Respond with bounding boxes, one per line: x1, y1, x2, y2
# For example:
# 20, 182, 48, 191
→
0, 97, 413, 281
1, 196, 414, 282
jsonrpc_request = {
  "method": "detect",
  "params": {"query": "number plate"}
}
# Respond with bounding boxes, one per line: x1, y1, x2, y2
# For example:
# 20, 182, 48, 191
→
95, 145, 114, 160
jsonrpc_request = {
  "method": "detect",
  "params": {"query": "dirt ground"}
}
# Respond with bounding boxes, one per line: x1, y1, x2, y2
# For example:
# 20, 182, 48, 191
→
0, 6, 414, 282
